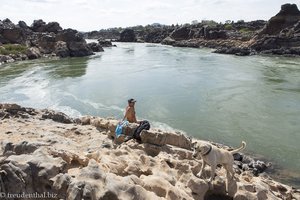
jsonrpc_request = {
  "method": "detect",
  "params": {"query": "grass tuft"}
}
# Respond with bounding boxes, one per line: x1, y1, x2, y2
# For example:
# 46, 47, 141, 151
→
0, 44, 28, 55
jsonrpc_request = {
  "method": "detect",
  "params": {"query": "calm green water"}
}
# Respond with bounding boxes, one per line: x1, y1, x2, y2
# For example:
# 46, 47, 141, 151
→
0, 42, 300, 186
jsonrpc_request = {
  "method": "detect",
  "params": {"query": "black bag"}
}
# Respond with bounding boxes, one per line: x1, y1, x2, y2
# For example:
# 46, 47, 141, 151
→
133, 120, 150, 141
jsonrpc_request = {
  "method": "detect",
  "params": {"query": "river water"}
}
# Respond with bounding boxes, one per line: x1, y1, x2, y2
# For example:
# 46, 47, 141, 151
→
0, 42, 300, 187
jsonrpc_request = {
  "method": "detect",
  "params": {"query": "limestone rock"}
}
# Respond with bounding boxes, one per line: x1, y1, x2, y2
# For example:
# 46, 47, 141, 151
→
41, 109, 74, 123
140, 130, 192, 150
0, 103, 298, 200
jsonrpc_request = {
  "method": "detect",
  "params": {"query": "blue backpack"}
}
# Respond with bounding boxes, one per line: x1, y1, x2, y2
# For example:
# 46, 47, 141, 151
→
115, 120, 129, 137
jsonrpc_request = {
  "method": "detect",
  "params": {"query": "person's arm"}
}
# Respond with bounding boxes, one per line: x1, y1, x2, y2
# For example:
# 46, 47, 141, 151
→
122, 107, 129, 122
133, 110, 139, 123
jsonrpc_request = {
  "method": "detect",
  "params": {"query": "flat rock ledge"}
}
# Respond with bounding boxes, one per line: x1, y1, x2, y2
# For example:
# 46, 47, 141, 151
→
0, 103, 299, 200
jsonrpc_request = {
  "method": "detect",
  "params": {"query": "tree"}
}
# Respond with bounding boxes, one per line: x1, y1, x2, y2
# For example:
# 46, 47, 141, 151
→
191, 20, 199, 25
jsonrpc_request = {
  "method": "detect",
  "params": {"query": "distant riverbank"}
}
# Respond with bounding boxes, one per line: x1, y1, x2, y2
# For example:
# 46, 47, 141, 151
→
84, 4, 300, 57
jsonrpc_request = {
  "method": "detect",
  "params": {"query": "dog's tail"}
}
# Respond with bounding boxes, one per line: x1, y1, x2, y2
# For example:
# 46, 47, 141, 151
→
230, 141, 246, 154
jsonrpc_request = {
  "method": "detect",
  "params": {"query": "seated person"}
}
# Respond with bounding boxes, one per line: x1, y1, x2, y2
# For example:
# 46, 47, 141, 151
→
122, 98, 139, 123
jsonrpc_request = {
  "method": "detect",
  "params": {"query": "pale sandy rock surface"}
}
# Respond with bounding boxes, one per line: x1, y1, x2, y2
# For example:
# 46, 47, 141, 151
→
0, 103, 299, 200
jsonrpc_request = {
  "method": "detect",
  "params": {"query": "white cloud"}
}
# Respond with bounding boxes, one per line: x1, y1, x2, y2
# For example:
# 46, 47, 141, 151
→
0, 0, 299, 31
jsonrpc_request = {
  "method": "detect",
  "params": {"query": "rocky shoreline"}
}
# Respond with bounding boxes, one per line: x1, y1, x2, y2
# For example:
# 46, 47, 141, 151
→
84, 3, 300, 57
0, 103, 299, 199
0, 19, 115, 65
1, 4, 299, 66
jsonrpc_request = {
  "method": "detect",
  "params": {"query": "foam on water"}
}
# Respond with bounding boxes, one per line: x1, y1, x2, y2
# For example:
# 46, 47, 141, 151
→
49, 103, 82, 117
150, 121, 187, 134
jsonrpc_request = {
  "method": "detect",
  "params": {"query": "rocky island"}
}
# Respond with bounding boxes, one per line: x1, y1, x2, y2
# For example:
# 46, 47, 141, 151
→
0, 103, 299, 200
0, 19, 113, 65
84, 3, 300, 56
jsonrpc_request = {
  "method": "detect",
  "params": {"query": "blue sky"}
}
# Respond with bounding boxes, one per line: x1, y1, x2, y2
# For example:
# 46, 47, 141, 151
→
1, 0, 299, 31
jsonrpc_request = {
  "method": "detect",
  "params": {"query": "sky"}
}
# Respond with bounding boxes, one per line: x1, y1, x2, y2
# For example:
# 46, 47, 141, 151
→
1, 0, 299, 31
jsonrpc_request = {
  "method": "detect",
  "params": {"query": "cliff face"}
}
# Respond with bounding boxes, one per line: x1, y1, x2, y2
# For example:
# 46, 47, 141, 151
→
0, 103, 299, 200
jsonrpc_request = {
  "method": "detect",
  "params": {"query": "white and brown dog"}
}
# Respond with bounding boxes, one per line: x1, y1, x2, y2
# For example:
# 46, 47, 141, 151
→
192, 140, 246, 190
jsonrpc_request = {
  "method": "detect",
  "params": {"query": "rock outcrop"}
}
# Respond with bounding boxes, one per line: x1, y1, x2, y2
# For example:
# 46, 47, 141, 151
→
82, 4, 300, 57
87, 42, 104, 52
97, 39, 115, 47
0, 103, 299, 200
0, 19, 99, 65
248, 3, 300, 56
259, 3, 300, 36
119, 28, 137, 42
0, 19, 24, 44
170, 26, 194, 40
31, 19, 63, 34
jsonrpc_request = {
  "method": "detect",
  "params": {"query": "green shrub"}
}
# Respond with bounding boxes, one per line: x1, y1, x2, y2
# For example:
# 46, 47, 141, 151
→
0, 44, 28, 55
224, 24, 233, 30
239, 28, 252, 33
201, 20, 218, 27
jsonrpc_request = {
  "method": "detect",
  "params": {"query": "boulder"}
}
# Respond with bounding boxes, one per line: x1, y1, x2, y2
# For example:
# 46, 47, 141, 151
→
36, 32, 57, 54
31, 19, 46, 32
161, 36, 176, 45
18, 21, 29, 29
26, 47, 42, 59
170, 26, 194, 40
54, 41, 70, 58
87, 42, 104, 52
97, 39, 114, 47
56, 29, 93, 57
31, 19, 62, 33
56, 28, 84, 42
204, 26, 227, 39
119, 29, 136, 42
140, 130, 192, 150
67, 41, 93, 56
44, 22, 62, 34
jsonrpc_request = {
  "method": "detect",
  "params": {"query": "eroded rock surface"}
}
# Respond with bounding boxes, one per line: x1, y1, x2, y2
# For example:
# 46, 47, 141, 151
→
0, 103, 299, 200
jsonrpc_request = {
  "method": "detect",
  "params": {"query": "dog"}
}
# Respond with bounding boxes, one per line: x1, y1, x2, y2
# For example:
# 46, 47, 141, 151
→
192, 140, 246, 191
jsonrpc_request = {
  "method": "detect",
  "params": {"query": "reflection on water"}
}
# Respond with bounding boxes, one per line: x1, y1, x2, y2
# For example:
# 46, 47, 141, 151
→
47, 57, 90, 78
0, 42, 300, 187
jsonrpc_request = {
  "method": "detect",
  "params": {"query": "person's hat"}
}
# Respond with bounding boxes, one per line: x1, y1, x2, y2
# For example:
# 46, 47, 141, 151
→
128, 98, 137, 103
